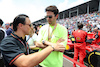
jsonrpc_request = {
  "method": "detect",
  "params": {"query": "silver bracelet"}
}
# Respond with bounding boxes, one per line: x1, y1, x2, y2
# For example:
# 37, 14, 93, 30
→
50, 45, 55, 51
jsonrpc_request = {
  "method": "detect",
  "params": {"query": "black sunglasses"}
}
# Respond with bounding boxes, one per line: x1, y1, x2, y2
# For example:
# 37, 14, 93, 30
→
45, 15, 52, 18
25, 24, 33, 27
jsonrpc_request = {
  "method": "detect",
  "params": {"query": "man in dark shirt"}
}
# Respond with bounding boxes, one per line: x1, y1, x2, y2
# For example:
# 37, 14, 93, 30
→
0, 14, 65, 67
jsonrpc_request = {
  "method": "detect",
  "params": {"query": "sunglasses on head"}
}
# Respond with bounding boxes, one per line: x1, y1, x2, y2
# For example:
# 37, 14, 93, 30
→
45, 15, 52, 18
5, 24, 9, 25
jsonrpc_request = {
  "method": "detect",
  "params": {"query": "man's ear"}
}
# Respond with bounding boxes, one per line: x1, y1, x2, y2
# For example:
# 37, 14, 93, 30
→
56, 14, 59, 19
18, 23, 23, 29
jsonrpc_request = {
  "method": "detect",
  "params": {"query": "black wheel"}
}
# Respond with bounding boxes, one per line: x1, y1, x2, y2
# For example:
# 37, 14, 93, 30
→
88, 51, 100, 67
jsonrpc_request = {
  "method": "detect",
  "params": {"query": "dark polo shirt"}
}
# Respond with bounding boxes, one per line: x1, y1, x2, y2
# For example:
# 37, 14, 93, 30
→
0, 33, 29, 67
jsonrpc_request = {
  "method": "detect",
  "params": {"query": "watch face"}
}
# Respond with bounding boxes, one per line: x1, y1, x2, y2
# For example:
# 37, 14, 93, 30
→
42, 40, 45, 44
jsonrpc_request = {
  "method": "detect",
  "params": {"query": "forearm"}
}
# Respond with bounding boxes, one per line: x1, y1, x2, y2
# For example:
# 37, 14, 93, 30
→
44, 41, 55, 46
29, 45, 39, 50
26, 46, 53, 66
44, 41, 64, 47
44, 41, 65, 52
35, 41, 47, 48
14, 46, 53, 67
29, 45, 36, 49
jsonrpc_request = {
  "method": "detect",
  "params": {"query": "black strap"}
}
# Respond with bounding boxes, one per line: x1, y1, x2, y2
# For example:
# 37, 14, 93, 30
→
75, 42, 84, 43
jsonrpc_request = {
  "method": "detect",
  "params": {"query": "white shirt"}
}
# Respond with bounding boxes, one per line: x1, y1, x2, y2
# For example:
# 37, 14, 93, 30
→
27, 33, 37, 46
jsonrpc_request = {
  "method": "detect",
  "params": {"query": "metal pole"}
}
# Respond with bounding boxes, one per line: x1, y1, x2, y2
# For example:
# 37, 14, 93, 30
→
63, 12, 65, 19
87, 3, 89, 14
69, 11, 71, 19
77, 7, 79, 16
98, 0, 100, 12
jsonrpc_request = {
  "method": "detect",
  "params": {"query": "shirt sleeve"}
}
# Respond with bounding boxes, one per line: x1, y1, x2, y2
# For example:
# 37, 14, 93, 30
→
0, 39, 24, 65
36, 28, 43, 42
6, 29, 9, 35
32, 33, 37, 41
28, 38, 34, 46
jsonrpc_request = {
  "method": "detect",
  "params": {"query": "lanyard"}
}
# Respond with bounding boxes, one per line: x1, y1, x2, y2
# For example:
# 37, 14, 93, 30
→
48, 23, 57, 41
11, 33, 29, 55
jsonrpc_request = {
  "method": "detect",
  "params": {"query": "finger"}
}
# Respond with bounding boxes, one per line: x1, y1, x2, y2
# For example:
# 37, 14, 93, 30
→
59, 49, 65, 52
57, 40, 64, 43
58, 46, 65, 48
58, 37, 63, 40
59, 50, 65, 53
59, 39, 65, 41
60, 40, 64, 42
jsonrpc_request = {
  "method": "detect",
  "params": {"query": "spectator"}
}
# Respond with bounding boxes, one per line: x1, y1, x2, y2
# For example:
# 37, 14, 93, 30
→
0, 18, 7, 67
88, 28, 92, 33
36, 30, 39, 35
5, 23, 10, 30
36, 5, 67, 67
92, 27, 100, 45
97, 23, 100, 29
6, 22, 13, 35
27, 26, 38, 51
0, 19, 7, 37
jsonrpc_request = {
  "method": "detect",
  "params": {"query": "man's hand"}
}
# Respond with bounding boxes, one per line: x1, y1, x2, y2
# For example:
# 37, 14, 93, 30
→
35, 42, 47, 49
57, 38, 65, 43
41, 38, 66, 52
56, 38, 65, 52
52, 43, 65, 53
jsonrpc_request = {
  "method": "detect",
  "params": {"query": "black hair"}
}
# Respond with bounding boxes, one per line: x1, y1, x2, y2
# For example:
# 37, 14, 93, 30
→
77, 23, 83, 29
10, 23, 13, 26
13, 14, 29, 31
0, 19, 3, 26
45, 5, 59, 16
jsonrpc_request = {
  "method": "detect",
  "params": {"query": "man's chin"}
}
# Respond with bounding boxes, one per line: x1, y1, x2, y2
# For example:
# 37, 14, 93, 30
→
26, 33, 30, 35
48, 22, 52, 24
48, 23, 51, 25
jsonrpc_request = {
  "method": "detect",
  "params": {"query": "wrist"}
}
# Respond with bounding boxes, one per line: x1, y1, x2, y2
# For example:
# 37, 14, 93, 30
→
42, 40, 45, 44
50, 45, 55, 51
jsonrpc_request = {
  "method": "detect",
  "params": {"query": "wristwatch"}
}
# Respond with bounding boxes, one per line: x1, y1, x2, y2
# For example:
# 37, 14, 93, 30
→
42, 40, 45, 44
50, 45, 55, 51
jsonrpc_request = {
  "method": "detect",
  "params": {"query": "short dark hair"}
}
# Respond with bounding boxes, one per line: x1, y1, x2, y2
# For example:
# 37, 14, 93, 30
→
0, 19, 3, 26
13, 14, 29, 31
78, 23, 83, 29
45, 5, 59, 16
10, 22, 13, 26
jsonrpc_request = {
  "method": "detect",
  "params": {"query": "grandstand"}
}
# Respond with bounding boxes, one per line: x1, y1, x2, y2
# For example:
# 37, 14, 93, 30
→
32, 0, 100, 32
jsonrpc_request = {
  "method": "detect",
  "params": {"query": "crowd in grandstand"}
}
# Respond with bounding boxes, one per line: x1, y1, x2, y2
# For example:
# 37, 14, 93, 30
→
56, 11, 100, 34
